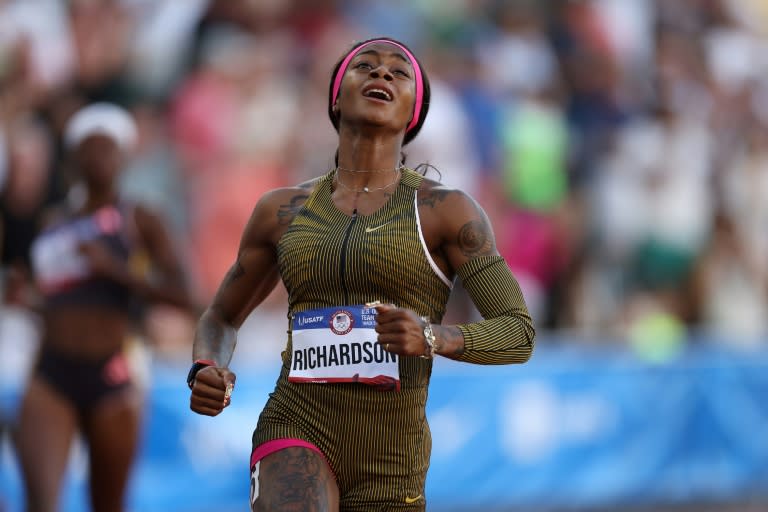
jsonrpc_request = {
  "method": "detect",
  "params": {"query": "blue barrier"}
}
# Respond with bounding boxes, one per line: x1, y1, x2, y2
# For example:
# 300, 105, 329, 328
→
2, 343, 767, 511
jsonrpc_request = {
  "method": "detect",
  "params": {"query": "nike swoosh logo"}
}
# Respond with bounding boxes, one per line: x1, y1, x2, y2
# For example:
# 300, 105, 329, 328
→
365, 221, 394, 233
404, 494, 423, 504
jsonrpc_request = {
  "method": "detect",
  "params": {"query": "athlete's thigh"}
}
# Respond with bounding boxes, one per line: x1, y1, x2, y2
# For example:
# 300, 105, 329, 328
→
251, 446, 339, 512
13, 376, 79, 512
81, 387, 143, 512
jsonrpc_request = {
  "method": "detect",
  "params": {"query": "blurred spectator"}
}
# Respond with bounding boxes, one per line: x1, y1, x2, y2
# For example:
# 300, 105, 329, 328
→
120, 0, 209, 100
171, 26, 299, 298
0, 0, 75, 98
1, 116, 61, 306
119, 102, 188, 240
406, 53, 481, 195
0, 0, 767, 359
691, 209, 768, 345
68, 0, 134, 96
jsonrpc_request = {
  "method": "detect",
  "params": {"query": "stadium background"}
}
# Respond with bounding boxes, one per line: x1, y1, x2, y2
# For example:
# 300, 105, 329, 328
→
1, 0, 767, 510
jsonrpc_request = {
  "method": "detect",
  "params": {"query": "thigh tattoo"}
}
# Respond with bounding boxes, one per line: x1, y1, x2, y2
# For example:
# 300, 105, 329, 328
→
251, 447, 336, 512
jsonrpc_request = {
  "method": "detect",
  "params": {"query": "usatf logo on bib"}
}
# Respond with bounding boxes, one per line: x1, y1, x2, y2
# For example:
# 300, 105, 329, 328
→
289, 305, 400, 391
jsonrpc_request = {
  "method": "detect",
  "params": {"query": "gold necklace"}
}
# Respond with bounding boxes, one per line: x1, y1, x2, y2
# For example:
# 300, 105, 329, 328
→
336, 164, 404, 173
335, 168, 401, 193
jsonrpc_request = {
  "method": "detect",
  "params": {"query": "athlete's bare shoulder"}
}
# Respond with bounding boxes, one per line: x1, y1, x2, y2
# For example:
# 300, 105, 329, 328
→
244, 175, 325, 246
260, 176, 323, 226
416, 176, 474, 213
296, 175, 325, 190
416, 175, 495, 256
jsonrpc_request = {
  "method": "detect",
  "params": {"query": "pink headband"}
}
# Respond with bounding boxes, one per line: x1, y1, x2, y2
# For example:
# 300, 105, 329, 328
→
331, 39, 424, 133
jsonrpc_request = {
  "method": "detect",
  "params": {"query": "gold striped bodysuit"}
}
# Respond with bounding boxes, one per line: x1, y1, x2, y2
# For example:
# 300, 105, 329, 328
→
252, 167, 534, 510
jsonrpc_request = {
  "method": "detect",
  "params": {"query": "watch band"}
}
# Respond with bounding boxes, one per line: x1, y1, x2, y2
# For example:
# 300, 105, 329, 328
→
187, 359, 217, 389
420, 316, 438, 359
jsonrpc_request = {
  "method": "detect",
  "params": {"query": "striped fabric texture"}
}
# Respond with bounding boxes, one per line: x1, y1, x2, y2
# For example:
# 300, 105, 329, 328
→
252, 167, 533, 510
456, 255, 535, 365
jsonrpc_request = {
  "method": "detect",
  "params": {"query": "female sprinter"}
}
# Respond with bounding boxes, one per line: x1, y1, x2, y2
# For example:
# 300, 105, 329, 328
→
189, 37, 535, 511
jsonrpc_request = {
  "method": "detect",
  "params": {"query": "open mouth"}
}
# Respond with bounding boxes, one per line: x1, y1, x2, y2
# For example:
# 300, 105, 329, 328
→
363, 88, 393, 101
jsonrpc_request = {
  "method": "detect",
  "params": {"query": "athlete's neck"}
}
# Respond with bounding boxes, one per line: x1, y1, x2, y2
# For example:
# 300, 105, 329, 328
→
336, 132, 403, 187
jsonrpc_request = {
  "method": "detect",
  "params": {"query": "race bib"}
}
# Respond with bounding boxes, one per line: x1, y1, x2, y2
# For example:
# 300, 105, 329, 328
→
31, 207, 123, 293
31, 226, 90, 292
289, 305, 400, 391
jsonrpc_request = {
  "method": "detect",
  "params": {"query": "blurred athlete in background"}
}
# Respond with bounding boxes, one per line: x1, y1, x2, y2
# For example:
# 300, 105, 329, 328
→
15, 103, 195, 512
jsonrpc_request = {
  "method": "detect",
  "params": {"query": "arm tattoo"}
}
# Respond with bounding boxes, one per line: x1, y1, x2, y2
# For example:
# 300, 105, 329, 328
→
417, 189, 451, 209
458, 220, 494, 258
277, 194, 309, 226
440, 325, 465, 356
222, 258, 245, 287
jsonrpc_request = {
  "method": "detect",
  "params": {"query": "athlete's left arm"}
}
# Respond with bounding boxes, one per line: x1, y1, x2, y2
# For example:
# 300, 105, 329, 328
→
133, 205, 196, 311
434, 190, 535, 364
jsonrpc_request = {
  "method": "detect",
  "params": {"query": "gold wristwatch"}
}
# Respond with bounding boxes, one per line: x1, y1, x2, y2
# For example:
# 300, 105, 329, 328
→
420, 316, 438, 359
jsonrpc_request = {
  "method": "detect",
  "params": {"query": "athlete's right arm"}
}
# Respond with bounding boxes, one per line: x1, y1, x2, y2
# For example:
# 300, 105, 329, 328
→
190, 187, 310, 415
192, 187, 308, 366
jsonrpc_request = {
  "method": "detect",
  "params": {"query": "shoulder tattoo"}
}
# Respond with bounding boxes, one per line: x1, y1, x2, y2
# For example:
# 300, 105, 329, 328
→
417, 188, 451, 209
458, 219, 494, 258
277, 194, 309, 226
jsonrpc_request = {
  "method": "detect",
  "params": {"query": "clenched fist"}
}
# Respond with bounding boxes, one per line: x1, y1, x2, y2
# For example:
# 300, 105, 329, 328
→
189, 366, 236, 416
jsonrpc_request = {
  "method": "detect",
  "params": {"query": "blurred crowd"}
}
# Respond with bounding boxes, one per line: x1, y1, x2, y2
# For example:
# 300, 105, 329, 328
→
2, 0, 768, 359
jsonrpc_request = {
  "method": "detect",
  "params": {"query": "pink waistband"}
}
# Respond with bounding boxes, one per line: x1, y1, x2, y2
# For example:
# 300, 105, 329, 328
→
250, 438, 327, 470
